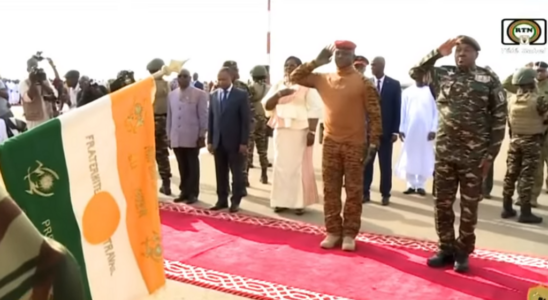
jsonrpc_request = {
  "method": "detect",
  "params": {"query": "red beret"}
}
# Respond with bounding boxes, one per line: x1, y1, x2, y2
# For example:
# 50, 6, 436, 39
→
334, 40, 356, 51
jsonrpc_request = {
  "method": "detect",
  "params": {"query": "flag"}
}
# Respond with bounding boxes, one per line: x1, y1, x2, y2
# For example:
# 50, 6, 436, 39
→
0, 77, 166, 300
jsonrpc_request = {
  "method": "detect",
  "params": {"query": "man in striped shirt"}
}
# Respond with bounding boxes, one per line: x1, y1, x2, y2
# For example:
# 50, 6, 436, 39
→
0, 186, 85, 299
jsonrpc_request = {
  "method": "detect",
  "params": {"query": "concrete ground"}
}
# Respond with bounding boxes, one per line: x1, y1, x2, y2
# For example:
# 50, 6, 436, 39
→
11, 107, 548, 299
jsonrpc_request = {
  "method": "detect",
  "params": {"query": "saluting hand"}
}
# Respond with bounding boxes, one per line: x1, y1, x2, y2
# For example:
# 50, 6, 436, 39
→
437, 38, 458, 56
315, 45, 335, 66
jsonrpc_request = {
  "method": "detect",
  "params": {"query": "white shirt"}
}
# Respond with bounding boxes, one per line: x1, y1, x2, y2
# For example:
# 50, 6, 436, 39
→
374, 75, 385, 92
217, 84, 233, 102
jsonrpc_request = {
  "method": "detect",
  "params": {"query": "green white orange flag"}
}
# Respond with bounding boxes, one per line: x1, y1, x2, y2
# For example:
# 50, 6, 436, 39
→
0, 77, 166, 300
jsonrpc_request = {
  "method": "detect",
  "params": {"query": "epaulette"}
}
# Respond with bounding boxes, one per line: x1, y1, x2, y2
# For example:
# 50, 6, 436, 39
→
482, 65, 501, 82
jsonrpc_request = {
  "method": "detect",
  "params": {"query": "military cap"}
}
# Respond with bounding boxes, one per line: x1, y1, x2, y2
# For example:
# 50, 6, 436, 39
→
223, 60, 238, 68
456, 35, 481, 51
535, 61, 548, 69
250, 65, 267, 77
334, 40, 357, 51
147, 58, 165, 71
512, 68, 537, 85
354, 55, 369, 66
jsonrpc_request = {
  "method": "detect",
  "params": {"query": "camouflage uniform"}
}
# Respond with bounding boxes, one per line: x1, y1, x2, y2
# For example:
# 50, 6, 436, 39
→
503, 69, 548, 205
249, 65, 270, 183
147, 59, 172, 195
409, 38, 507, 270
501, 68, 546, 224
233, 79, 255, 185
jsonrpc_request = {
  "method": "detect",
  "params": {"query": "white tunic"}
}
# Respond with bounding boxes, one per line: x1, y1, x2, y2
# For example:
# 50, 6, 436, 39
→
395, 85, 437, 179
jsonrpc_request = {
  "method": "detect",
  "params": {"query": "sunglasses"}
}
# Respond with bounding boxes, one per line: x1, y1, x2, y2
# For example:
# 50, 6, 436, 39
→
178, 74, 190, 78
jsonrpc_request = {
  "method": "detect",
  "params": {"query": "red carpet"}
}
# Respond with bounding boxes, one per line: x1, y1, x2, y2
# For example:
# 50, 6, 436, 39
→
160, 203, 548, 300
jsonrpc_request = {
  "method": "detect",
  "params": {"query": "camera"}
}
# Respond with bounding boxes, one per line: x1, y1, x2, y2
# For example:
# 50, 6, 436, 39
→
32, 51, 45, 62
110, 70, 136, 92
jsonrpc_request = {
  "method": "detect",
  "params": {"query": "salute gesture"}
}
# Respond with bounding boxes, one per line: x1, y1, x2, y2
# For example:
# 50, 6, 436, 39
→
437, 38, 458, 56
315, 45, 335, 66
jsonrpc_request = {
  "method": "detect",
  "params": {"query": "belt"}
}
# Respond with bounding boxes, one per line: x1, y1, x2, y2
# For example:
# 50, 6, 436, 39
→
154, 114, 167, 117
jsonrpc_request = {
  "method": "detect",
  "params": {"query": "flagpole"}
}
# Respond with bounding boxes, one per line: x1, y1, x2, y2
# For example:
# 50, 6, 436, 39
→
267, 0, 271, 70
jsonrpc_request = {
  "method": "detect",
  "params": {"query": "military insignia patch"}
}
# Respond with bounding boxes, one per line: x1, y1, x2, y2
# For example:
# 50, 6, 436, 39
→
475, 75, 490, 83
527, 285, 548, 300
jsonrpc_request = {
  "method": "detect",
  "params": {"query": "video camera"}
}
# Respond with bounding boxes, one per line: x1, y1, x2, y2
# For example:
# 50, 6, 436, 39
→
110, 70, 136, 93
29, 51, 47, 83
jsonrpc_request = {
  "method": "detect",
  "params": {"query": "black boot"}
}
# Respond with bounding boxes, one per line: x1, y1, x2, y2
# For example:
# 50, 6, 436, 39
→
260, 168, 268, 184
501, 197, 517, 219
159, 180, 171, 196
453, 252, 470, 273
518, 203, 543, 224
426, 250, 454, 268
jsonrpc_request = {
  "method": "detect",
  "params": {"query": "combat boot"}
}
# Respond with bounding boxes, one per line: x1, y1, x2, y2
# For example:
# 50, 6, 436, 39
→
501, 196, 517, 219
518, 203, 543, 224
159, 180, 171, 196
260, 168, 268, 184
453, 252, 470, 273
426, 250, 454, 268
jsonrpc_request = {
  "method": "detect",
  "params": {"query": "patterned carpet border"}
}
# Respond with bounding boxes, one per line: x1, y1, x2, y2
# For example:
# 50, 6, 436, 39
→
160, 202, 548, 300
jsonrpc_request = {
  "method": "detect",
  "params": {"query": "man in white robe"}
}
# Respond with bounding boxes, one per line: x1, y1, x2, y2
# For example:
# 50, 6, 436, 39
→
395, 76, 437, 196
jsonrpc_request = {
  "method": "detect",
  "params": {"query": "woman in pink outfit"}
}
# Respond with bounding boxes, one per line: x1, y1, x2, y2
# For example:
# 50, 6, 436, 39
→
262, 56, 322, 215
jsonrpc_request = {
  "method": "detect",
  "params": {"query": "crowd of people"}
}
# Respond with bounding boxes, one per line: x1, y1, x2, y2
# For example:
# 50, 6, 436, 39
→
1, 34, 548, 277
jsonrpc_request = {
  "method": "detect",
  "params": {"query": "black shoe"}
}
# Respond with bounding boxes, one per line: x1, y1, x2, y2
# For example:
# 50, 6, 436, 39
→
453, 252, 469, 273
249, 163, 255, 168
268, 162, 273, 168
159, 182, 172, 196
209, 204, 228, 211
174, 194, 187, 203
294, 209, 304, 216
362, 196, 371, 203
518, 204, 543, 224
229, 204, 240, 213
381, 196, 390, 206
260, 168, 268, 184
186, 196, 198, 205
403, 188, 416, 195
501, 197, 517, 219
245, 180, 250, 188
483, 194, 492, 199
274, 207, 287, 213
417, 188, 426, 196
426, 250, 454, 268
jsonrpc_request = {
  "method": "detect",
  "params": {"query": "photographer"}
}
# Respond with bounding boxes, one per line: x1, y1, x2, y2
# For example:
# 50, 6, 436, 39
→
77, 76, 108, 107
20, 56, 58, 129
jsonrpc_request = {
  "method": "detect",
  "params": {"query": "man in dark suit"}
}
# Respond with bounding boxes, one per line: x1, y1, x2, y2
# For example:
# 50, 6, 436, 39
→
193, 73, 204, 90
207, 68, 250, 213
363, 56, 401, 206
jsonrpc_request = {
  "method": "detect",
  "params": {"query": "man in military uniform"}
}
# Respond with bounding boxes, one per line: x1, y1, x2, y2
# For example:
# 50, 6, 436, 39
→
148, 58, 172, 195
409, 36, 506, 272
501, 68, 546, 224
248, 65, 270, 183
503, 61, 548, 207
223, 60, 254, 188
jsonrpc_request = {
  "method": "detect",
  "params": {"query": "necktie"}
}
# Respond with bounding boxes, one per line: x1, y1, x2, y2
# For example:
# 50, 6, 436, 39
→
221, 89, 228, 111
377, 79, 381, 92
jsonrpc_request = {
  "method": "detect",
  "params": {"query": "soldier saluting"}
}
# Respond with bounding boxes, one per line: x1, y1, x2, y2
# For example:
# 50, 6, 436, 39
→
501, 68, 547, 224
409, 36, 507, 272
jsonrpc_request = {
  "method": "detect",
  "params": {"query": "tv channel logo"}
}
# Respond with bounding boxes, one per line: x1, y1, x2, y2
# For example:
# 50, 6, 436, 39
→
501, 19, 547, 45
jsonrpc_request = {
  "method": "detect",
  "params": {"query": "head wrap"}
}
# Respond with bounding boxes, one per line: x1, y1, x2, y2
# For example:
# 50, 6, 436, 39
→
354, 55, 369, 66
456, 35, 481, 51
147, 58, 165, 71
512, 68, 537, 85
285, 56, 302, 66
250, 65, 268, 77
334, 40, 357, 51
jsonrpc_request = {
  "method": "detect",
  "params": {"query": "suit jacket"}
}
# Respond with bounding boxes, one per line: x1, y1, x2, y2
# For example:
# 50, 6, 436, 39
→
371, 76, 401, 141
194, 81, 204, 90
208, 87, 250, 152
